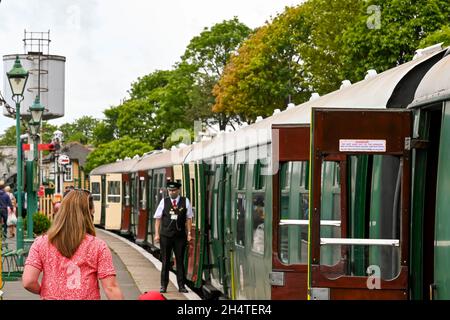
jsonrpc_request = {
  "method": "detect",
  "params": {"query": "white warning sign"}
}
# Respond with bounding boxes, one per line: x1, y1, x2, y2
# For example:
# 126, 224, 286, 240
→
339, 139, 386, 152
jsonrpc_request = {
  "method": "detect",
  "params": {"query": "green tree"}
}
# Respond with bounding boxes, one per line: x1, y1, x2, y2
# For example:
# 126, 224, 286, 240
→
116, 99, 157, 145
297, 0, 362, 94
129, 70, 171, 100
213, 6, 313, 122
181, 17, 251, 129
84, 136, 153, 173
91, 106, 121, 146
59, 116, 99, 145
0, 125, 20, 146
41, 122, 59, 143
420, 25, 450, 47
116, 69, 192, 149
340, 0, 450, 82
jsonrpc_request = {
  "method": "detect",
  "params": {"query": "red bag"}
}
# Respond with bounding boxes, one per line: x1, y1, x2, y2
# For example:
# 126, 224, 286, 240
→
138, 291, 166, 300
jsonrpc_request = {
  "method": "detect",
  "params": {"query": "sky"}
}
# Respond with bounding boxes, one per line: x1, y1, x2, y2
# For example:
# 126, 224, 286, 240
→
0, 0, 300, 135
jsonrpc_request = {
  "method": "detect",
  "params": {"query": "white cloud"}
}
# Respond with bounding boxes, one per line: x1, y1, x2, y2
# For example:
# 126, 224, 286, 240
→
0, 0, 299, 134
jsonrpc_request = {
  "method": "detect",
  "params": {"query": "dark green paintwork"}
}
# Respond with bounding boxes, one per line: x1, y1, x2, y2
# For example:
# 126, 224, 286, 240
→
349, 155, 369, 276
434, 102, 450, 300
100, 175, 106, 226
409, 109, 430, 300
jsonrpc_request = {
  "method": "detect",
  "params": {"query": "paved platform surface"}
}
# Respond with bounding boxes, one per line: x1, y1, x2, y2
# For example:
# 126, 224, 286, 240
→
1, 228, 200, 300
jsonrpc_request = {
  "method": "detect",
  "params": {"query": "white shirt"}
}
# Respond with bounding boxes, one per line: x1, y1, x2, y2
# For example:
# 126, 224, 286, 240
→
153, 195, 193, 219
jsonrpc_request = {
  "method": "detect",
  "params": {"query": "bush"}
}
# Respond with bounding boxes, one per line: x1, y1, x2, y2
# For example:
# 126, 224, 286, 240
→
33, 212, 51, 235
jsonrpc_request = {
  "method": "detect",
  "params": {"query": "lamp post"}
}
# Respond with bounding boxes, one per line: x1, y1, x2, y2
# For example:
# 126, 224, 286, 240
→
26, 96, 44, 238
7, 56, 29, 257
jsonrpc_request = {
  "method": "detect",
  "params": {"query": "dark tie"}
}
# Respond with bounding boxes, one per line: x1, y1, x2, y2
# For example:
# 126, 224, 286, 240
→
172, 199, 177, 207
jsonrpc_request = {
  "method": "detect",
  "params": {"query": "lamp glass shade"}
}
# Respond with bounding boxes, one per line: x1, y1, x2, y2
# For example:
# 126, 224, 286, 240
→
8, 76, 28, 96
29, 96, 45, 123
29, 121, 40, 136
30, 109, 43, 123
7, 56, 29, 96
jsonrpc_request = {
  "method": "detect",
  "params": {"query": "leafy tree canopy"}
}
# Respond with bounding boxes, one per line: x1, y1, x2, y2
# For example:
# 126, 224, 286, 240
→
420, 25, 450, 48
340, 0, 450, 82
180, 17, 251, 129
213, 5, 315, 123
59, 116, 99, 145
84, 135, 153, 173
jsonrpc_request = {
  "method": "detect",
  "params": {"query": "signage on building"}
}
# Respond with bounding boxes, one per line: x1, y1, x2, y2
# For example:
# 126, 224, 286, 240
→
58, 154, 70, 165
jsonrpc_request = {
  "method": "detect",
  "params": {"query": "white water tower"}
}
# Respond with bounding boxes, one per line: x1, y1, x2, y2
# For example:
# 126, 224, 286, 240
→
2, 30, 65, 120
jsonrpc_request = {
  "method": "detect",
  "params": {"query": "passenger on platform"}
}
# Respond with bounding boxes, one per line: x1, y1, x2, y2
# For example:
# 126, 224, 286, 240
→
13, 189, 27, 219
5, 185, 16, 237
0, 182, 13, 238
7, 197, 17, 238
22, 189, 124, 300
154, 181, 193, 294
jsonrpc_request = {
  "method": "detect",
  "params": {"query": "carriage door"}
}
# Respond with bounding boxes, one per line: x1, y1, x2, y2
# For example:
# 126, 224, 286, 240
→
105, 173, 122, 230
130, 173, 138, 237
136, 171, 148, 245
271, 124, 310, 300
100, 175, 107, 227
207, 159, 227, 293
121, 173, 132, 235
310, 108, 412, 300
433, 101, 450, 299
90, 176, 102, 225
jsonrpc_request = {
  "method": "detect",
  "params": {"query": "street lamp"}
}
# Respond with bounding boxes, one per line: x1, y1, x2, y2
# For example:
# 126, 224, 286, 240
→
28, 120, 40, 137
29, 95, 44, 123
7, 55, 29, 259
27, 95, 45, 238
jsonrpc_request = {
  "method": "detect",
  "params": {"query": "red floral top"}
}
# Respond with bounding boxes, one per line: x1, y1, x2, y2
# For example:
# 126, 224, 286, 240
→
25, 234, 116, 300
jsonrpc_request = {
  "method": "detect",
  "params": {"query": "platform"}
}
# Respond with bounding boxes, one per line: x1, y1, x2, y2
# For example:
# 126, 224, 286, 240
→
1, 228, 201, 300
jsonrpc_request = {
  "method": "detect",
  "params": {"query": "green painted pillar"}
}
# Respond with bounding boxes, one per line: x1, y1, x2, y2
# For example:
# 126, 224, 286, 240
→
26, 160, 37, 238
15, 102, 24, 265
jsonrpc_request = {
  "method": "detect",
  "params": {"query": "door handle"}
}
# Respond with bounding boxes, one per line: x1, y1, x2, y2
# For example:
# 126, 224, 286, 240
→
429, 283, 436, 300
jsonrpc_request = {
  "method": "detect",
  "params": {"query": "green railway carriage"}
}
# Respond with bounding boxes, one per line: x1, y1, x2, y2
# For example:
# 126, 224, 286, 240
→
407, 51, 450, 300
88, 44, 450, 300
191, 132, 275, 299
89, 157, 140, 232
182, 139, 214, 290
308, 47, 450, 300
128, 147, 192, 247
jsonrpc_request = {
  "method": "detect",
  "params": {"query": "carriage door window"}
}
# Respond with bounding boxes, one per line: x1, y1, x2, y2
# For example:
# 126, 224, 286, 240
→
320, 161, 342, 267
139, 177, 147, 210
107, 181, 121, 203
279, 161, 309, 264
91, 182, 101, 201
235, 163, 247, 247
252, 160, 267, 254
124, 181, 130, 206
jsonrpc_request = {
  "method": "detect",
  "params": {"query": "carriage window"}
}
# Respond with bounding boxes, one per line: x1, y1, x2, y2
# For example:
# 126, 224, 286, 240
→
107, 181, 121, 203
253, 160, 267, 190
251, 194, 265, 254
300, 161, 309, 188
279, 161, 309, 265
320, 161, 342, 267
190, 178, 196, 220
280, 162, 291, 190
139, 179, 147, 210
91, 182, 101, 201
124, 181, 130, 206
212, 165, 221, 240
236, 193, 246, 247
237, 163, 247, 190
158, 174, 165, 203
319, 156, 401, 281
